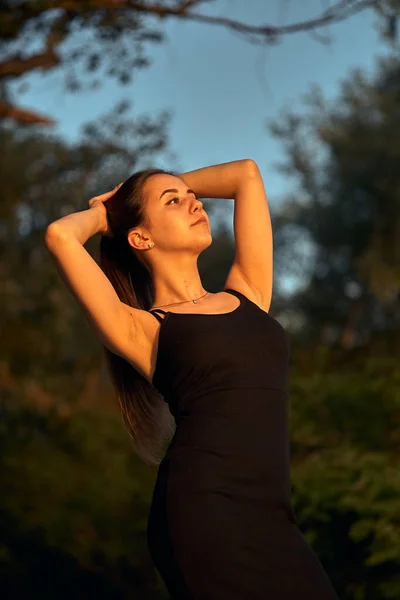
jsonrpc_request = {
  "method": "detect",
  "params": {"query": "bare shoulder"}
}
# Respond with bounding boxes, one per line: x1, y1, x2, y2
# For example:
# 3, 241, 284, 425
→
117, 303, 161, 386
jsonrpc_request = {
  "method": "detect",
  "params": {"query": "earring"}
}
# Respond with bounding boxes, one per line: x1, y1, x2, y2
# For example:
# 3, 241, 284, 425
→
148, 242, 154, 248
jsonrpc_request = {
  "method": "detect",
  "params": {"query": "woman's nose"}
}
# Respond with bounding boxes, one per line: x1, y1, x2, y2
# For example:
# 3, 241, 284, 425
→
191, 197, 203, 211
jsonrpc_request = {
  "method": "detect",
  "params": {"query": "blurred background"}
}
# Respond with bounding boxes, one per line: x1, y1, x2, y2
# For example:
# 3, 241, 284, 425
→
1, 1, 399, 598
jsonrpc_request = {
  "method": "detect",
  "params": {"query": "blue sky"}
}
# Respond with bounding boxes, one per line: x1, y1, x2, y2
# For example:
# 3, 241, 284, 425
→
12, 1, 391, 291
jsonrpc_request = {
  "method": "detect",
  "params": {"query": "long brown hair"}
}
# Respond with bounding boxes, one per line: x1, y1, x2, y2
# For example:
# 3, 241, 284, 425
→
99, 168, 176, 467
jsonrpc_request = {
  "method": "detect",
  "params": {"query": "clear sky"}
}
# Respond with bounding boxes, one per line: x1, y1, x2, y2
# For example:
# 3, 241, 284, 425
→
12, 1, 391, 291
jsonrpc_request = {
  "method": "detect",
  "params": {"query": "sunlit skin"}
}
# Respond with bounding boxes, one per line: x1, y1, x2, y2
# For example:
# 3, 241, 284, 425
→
127, 174, 213, 309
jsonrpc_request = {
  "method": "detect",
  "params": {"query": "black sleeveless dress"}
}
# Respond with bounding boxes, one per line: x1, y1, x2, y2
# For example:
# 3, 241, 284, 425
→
146, 288, 339, 599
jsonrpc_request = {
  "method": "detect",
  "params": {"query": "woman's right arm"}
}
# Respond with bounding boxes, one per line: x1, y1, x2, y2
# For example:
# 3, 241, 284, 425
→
44, 206, 140, 359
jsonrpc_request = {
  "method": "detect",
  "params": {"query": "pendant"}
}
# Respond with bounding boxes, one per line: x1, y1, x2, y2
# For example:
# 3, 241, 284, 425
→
193, 299, 198, 303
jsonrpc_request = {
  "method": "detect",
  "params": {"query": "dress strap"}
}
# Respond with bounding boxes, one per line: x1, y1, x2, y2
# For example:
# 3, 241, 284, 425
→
224, 288, 241, 299
149, 308, 168, 324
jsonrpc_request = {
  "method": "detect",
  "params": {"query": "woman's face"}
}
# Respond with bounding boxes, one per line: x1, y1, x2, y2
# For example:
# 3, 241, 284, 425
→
140, 173, 212, 255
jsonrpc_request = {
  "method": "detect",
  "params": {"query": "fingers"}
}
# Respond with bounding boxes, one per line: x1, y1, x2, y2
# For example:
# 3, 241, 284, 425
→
88, 183, 123, 207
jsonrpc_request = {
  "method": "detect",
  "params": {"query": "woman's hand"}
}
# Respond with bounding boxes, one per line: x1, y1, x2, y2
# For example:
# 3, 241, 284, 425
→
88, 183, 122, 237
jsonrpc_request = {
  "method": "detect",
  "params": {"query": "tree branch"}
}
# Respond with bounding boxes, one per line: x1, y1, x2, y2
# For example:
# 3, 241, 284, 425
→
125, 0, 376, 40
0, 13, 69, 78
0, 0, 386, 126
0, 99, 55, 125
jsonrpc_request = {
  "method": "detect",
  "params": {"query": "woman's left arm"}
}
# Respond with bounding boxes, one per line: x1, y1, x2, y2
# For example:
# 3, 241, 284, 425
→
177, 159, 252, 199
179, 159, 273, 313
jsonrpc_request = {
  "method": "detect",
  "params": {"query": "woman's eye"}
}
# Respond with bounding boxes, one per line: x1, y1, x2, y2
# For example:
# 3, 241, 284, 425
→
167, 194, 198, 205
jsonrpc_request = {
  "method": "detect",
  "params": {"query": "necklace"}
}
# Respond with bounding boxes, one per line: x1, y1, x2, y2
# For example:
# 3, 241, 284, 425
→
152, 291, 209, 310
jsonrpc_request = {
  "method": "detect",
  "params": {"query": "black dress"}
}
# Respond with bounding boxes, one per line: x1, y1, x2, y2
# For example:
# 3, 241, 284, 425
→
146, 288, 339, 599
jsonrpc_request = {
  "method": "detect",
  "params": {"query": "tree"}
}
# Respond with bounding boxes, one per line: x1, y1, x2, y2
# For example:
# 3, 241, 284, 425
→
289, 345, 400, 599
269, 52, 400, 347
1, 0, 398, 125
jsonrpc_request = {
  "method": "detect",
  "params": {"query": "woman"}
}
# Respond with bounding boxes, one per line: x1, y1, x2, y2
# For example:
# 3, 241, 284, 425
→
45, 159, 339, 599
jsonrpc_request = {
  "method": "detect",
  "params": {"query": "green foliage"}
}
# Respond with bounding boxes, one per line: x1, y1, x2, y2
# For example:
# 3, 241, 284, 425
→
270, 53, 400, 599
289, 349, 400, 599
0, 398, 163, 598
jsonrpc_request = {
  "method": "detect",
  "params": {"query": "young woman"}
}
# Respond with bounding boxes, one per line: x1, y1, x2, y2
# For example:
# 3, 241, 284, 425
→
45, 160, 339, 599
